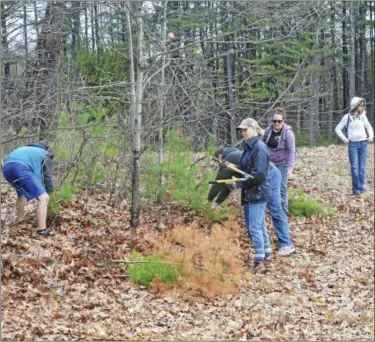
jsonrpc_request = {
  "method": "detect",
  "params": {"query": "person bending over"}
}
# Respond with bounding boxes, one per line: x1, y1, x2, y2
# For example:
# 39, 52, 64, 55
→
2, 140, 54, 236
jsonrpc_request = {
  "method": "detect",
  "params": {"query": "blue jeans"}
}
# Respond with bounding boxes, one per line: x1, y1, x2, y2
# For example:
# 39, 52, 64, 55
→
348, 140, 368, 194
276, 165, 288, 214
243, 201, 271, 262
268, 166, 293, 247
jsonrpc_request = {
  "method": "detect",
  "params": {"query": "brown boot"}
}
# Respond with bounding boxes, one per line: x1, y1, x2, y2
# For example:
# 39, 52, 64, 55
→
253, 261, 266, 274
264, 257, 273, 272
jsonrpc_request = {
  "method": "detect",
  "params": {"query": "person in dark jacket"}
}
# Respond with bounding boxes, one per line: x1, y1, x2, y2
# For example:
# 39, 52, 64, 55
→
229, 118, 271, 274
220, 146, 295, 259
207, 147, 242, 209
2, 140, 54, 236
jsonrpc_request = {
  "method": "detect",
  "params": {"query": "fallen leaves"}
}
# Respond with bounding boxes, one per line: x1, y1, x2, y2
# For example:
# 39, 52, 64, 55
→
0, 144, 374, 340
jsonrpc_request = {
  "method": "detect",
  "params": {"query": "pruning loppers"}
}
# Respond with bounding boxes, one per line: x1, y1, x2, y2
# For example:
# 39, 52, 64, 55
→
208, 157, 253, 184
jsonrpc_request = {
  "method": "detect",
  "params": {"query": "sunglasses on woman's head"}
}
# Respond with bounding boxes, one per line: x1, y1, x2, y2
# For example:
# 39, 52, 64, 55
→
273, 120, 283, 124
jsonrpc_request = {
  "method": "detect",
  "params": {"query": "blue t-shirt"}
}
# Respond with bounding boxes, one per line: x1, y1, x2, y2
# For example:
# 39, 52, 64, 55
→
4, 146, 48, 179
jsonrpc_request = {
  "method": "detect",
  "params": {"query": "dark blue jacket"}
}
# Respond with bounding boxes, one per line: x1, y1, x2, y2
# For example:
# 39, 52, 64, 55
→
238, 137, 271, 203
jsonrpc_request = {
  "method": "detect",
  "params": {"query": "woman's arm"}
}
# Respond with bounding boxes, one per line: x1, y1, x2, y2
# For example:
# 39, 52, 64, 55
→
335, 114, 349, 141
286, 130, 295, 171
364, 114, 374, 140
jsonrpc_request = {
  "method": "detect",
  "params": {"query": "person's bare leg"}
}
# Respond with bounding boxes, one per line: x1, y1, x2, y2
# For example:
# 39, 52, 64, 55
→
36, 193, 49, 230
15, 196, 26, 222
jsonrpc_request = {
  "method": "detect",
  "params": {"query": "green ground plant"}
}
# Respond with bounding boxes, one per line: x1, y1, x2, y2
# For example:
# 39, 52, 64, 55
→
288, 188, 336, 217
126, 251, 181, 287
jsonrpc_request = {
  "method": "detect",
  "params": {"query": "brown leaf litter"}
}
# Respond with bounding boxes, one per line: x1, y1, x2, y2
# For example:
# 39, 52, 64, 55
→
0, 144, 374, 340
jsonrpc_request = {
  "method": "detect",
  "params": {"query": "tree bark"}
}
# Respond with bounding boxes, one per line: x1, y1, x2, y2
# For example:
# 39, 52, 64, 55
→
349, 1, 356, 100
23, 2, 28, 57
0, 2, 10, 92
342, 3, 349, 109
369, 1, 375, 124
226, 48, 236, 145
94, 3, 100, 51
84, 3, 88, 51
157, 0, 168, 203
23, 1, 65, 137
90, 5, 95, 51
71, 1, 81, 55
34, 1, 39, 41
358, 2, 367, 97
309, 16, 320, 147
328, 2, 338, 141
130, 1, 144, 230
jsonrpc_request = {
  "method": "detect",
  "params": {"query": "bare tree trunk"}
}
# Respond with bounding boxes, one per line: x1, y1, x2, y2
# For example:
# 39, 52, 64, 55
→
296, 103, 301, 134
309, 18, 320, 147
23, 2, 28, 57
120, 2, 127, 43
349, 1, 356, 100
328, 2, 337, 141
226, 51, 236, 144
342, 3, 349, 109
359, 2, 367, 96
369, 1, 375, 124
34, 1, 39, 40
328, 71, 335, 141
212, 5, 219, 143
94, 3, 100, 51
71, 1, 81, 55
200, 3, 218, 144
90, 5, 95, 51
84, 4, 88, 51
211, 66, 218, 141
24, 1, 65, 137
109, 5, 114, 44
221, 1, 235, 145
130, 1, 144, 230
157, 0, 168, 203
125, 8, 136, 153
0, 2, 10, 92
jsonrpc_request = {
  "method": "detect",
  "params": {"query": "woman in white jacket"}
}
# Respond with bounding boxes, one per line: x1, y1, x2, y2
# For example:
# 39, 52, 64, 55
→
335, 97, 374, 195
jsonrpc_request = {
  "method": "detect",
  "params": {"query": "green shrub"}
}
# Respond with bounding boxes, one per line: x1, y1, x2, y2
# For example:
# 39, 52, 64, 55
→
48, 195, 60, 215
127, 251, 181, 287
48, 183, 77, 214
288, 188, 336, 217
142, 129, 239, 221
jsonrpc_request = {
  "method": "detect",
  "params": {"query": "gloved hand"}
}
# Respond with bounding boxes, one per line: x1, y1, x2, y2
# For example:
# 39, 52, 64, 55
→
226, 182, 238, 190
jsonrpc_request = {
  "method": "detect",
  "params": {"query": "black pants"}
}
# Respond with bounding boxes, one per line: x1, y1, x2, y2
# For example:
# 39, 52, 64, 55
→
207, 168, 233, 204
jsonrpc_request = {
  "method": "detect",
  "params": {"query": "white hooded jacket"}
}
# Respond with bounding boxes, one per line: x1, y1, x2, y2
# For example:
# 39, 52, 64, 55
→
335, 97, 374, 142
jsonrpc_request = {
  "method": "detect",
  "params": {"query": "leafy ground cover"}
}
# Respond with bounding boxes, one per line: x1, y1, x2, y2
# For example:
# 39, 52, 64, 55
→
0, 144, 373, 340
